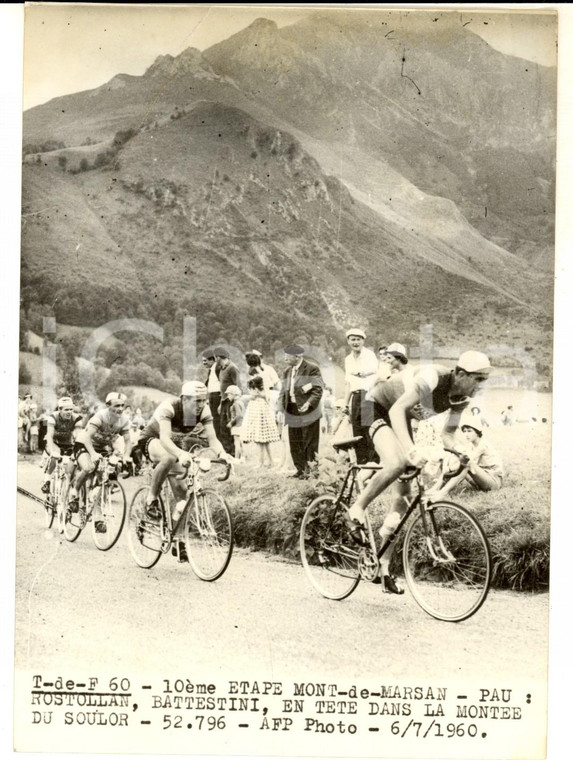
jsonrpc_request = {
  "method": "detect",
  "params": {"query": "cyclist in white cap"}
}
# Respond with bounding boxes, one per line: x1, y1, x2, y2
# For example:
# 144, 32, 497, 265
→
346, 350, 491, 594
138, 381, 233, 523
68, 391, 134, 530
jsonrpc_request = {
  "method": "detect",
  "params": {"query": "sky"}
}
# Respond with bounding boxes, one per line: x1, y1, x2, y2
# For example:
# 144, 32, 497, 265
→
22, 3, 558, 110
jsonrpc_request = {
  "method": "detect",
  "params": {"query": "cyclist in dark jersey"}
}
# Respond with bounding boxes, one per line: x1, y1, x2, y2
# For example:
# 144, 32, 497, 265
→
346, 350, 491, 594
40, 396, 83, 494
139, 381, 232, 519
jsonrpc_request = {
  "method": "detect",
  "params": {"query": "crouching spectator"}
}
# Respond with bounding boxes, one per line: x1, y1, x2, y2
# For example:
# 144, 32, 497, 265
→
428, 408, 504, 501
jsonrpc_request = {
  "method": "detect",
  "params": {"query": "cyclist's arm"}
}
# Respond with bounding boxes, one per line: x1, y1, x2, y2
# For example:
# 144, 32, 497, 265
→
388, 386, 423, 459
44, 423, 58, 458
158, 418, 186, 460
202, 420, 229, 459
78, 425, 101, 459
120, 431, 134, 459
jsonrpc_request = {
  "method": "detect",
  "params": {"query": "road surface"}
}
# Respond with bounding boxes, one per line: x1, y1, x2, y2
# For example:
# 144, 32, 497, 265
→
15, 459, 549, 683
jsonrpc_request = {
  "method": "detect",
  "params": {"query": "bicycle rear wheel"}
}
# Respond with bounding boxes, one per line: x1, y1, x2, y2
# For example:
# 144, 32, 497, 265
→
300, 495, 361, 601
92, 481, 126, 551
403, 501, 492, 622
126, 487, 163, 568
184, 489, 233, 581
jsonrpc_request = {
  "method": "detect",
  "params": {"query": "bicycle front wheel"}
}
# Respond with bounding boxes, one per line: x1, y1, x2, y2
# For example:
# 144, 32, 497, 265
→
43, 483, 56, 529
92, 481, 126, 551
403, 501, 492, 622
300, 496, 361, 601
126, 487, 163, 568
62, 486, 84, 543
184, 489, 233, 581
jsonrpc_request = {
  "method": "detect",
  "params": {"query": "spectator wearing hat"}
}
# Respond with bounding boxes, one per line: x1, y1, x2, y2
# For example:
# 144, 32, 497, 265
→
343, 328, 379, 464
214, 347, 241, 455
428, 408, 504, 501
278, 345, 324, 479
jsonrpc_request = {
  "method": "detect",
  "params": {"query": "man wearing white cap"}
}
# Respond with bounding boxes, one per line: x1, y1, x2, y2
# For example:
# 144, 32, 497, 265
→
346, 349, 492, 594
343, 328, 379, 463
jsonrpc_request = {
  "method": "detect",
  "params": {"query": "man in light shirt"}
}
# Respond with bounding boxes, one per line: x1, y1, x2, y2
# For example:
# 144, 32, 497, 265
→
343, 328, 379, 463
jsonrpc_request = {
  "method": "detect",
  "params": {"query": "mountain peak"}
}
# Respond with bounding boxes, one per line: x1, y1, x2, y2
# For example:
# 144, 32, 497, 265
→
145, 47, 208, 77
248, 18, 279, 32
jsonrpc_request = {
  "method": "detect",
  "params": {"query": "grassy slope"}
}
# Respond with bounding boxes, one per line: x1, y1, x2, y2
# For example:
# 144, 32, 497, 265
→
215, 412, 551, 592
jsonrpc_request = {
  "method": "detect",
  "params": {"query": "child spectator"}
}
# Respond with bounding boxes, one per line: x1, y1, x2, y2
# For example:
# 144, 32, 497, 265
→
225, 385, 245, 461
242, 375, 280, 468
428, 408, 504, 500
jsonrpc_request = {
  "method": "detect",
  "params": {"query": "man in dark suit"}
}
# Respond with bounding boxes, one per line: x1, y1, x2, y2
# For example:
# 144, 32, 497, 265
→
214, 347, 241, 455
278, 345, 324, 479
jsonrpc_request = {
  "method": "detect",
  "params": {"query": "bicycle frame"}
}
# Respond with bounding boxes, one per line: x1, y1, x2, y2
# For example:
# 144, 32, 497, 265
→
333, 462, 439, 564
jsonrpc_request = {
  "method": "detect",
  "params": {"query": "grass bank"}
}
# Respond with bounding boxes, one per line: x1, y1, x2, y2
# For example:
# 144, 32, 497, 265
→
215, 418, 551, 592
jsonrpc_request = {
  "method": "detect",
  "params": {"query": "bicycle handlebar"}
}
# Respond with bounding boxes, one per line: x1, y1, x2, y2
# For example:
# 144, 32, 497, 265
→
175, 457, 232, 482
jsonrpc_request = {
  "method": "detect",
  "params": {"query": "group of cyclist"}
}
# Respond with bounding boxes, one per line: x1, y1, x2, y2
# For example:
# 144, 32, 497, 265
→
30, 332, 498, 582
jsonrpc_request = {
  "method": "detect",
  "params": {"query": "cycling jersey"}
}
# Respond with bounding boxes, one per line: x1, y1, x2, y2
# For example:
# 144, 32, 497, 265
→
45, 411, 83, 447
367, 366, 469, 429
86, 408, 131, 452
141, 398, 213, 440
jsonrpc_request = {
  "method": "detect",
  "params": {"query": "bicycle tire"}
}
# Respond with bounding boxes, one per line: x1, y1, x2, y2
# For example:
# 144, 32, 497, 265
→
403, 501, 492, 622
43, 479, 56, 529
300, 495, 361, 601
55, 474, 70, 535
126, 486, 163, 568
92, 480, 127, 551
62, 485, 84, 543
184, 489, 233, 581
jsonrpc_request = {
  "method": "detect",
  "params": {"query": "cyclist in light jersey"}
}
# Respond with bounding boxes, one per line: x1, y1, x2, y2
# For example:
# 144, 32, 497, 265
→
347, 350, 491, 594
68, 392, 134, 525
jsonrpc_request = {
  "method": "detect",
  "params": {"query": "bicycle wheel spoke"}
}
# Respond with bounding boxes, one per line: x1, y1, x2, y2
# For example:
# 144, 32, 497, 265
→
92, 482, 126, 551
300, 496, 361, 600
126, 487, 163, 568
404, 502, 491, 622
184, 490, 233, 581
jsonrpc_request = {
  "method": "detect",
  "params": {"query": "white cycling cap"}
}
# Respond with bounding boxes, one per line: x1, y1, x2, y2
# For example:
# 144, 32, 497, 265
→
386, 342, 408, 364
457, 351, 491, 373
181, 381, 208, 398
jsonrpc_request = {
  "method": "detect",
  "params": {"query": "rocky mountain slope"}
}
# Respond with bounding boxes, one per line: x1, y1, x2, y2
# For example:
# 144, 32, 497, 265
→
21, 11, 555, 367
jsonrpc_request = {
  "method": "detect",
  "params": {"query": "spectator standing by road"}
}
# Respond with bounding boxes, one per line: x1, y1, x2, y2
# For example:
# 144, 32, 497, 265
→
214, 347, 241, 455
201, 349, 222, 438
224, 385, 245, 461
343, 329, 379, 463
278, 345, 324, 479
242, 375, 280, 468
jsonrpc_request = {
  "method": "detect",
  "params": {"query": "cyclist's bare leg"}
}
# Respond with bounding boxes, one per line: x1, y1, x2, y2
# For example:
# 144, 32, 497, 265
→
379, 478, 411, 577
71, 452, 95, 497
347, 426, 407, 524
146, 439, 189, 505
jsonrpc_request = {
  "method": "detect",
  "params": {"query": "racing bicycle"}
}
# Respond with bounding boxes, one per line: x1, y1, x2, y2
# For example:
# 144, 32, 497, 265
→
127, 454, 234, 581
61, 453, 127, 550
42, 454, 74, 530
300, 446, 492, 622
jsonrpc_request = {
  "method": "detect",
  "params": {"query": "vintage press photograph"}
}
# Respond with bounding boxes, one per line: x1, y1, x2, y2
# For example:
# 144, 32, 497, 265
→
12, 4, 560, 758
